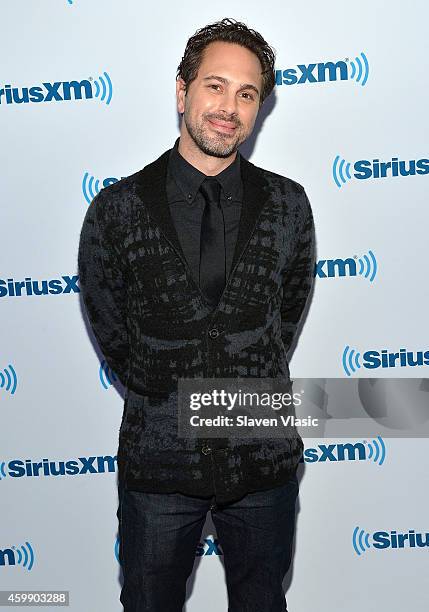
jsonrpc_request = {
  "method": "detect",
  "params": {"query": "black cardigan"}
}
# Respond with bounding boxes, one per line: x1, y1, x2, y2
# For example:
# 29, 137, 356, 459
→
77, 146, 316, 504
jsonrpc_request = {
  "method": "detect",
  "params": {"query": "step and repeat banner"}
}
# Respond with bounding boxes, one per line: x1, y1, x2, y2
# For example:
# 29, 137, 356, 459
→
1, 1, 428, 610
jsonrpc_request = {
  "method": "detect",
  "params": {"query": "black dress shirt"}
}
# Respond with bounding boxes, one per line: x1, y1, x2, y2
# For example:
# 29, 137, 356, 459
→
166, 137, 242, 293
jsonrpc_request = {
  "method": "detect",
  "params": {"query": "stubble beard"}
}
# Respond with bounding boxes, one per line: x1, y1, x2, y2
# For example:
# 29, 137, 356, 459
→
183, 109, 246, 159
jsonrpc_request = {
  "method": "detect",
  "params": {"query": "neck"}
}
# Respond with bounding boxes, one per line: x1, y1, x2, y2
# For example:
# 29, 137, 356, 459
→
177, 129, 237, 176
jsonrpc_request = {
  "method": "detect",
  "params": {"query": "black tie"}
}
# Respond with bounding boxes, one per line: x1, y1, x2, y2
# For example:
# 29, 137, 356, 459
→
199, 177, 226, 307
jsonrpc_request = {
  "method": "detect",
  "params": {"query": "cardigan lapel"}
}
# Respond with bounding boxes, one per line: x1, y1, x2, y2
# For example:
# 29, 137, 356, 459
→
134, 146, 271, 284
231, 152, 271, 274
135, 148, 181, 256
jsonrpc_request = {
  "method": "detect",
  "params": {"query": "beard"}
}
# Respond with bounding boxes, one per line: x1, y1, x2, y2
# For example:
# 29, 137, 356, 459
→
183, 108, 246, 158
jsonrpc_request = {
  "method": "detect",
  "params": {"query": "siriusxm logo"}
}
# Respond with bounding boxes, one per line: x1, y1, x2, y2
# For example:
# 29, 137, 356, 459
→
0, 455, 117, 480
114, 535, 222, 564
0, 275, 79, 298
315, 250, 377, 282
1, 364, 17, 395
353, 526, 429, 555
342, 346, 429, 376
333, 155, 429, 187
0, 541, 35, 570
82, 173, 126, 204
276, 52, 369, 87
301, 437, 386, 465
0, 72, 113, 106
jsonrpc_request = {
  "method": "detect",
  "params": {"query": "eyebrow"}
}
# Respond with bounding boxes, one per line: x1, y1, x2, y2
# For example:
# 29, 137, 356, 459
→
202, 74, 260, 97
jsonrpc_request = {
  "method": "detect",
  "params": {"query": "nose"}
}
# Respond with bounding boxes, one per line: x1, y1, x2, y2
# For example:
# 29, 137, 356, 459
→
217, 88, 239, 118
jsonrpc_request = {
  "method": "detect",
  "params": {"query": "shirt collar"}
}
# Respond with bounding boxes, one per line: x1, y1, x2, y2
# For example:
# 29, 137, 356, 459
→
168, 136, 242, 204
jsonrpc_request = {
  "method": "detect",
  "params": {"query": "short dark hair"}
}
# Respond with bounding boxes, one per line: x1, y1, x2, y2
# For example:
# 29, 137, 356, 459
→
176, 17, 276, 106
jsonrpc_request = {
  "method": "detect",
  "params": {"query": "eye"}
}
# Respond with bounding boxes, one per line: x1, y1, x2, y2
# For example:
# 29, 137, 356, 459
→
208, 84, 221, 91
241, 92, 254, 100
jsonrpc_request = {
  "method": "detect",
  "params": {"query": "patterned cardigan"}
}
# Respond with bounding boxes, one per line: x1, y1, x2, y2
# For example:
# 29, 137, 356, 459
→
78, 146, 316, 503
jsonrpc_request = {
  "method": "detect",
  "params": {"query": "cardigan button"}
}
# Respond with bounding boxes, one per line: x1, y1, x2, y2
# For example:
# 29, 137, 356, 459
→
208, 328, 219, 339
201, 445, 212, 455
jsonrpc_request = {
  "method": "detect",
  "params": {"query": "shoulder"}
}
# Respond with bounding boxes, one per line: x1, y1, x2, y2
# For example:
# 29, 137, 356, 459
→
90, 148, 170, 223
84, 173, 136, 242
89, 167, 145, 232
93, 172, 136, 207
247, 157, 313, 220
251, 159, 306, 195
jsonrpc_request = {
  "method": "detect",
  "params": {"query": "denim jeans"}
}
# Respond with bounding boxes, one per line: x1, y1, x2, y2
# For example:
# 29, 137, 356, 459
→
117, 472, 299, 611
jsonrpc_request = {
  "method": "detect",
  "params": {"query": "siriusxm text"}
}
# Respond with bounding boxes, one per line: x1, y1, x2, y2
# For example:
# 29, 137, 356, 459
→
0, 276, 79, 297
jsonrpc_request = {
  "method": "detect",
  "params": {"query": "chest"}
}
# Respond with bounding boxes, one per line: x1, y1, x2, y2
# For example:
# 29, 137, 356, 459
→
123, 196, 298, 311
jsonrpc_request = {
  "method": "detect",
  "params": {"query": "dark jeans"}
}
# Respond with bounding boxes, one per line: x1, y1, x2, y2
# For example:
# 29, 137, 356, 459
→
117, 473, 299, 612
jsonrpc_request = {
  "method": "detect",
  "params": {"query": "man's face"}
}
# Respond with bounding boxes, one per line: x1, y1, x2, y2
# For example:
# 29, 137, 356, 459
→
176, 41, 263, 158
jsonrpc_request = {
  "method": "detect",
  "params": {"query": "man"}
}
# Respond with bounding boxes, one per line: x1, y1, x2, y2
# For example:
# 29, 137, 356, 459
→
78, 17, 316, 612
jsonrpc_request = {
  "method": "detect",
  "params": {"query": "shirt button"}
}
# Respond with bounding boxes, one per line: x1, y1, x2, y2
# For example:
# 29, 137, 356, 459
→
202, 445, 212, 455
208, 328, 219, 339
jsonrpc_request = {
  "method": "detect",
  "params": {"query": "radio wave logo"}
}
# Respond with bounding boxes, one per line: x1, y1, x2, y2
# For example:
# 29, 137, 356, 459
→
99, 360, 118, 389
0, 541, 35, 569
91, 71, 113, 105
342, 345, 362, 376
315, 250, 377, 282
352, 527, 371, 556
364, 436, 386, 465
0, 363, 17, 394
82, 173, 102, 204
333, 155, 352, 187
357, 250, 377, 281
275, 52, 369, 87
114, 537, 121, 564
348, 52, 370, 86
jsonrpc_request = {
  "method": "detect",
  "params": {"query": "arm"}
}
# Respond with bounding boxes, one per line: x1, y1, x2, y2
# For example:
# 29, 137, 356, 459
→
77, 191, 130, 387
280, 190, 316, 354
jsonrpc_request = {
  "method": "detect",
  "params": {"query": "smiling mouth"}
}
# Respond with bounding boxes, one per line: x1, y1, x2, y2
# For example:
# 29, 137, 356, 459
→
207, 119, 237, 134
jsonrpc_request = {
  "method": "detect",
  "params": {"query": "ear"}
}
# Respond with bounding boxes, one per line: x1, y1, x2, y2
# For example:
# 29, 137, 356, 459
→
176, 77, 187, 114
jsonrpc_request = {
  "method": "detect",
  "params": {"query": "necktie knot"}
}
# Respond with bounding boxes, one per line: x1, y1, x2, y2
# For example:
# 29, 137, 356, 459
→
200, 177, 221, 206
